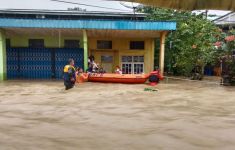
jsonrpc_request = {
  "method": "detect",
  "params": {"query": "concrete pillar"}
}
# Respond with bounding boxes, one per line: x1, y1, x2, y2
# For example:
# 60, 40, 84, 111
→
0, 29, 6, 81
151, 39, 155, 71
159, 31, 167, 76
83, 29, 88, 71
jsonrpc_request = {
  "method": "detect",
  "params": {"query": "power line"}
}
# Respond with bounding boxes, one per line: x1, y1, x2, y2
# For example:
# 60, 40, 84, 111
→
50, 0, 132, 12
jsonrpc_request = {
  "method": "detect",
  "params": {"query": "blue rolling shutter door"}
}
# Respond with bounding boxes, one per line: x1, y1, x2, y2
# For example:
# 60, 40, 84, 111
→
7, 48, 84, 79
7, 48, 52, 79
19, 48, 52, 79
55, 48, 84, 79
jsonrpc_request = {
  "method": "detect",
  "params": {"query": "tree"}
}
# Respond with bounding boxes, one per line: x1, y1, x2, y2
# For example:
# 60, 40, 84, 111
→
138, 7, 222, 76
215, 30, 235, 85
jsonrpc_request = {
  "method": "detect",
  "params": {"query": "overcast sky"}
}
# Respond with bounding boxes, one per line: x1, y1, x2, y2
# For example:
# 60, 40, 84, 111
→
0, 0, 131, 11
0, 0, 230, 19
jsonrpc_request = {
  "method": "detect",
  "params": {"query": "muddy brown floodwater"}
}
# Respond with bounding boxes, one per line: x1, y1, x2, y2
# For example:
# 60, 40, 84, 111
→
0, 80, 235, 150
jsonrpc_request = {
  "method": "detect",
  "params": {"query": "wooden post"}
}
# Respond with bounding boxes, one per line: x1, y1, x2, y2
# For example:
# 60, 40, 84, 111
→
83, 29, 88, 71
159, 31, 167, 76
0, 29, 6, 81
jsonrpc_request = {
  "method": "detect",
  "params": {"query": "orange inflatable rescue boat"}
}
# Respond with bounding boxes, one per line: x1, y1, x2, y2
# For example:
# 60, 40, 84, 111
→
76, 73, 88, 83
88, 73, 149, 84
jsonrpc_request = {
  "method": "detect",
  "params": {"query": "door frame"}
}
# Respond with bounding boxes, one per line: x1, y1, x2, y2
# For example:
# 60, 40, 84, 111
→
90, 49, 116, 73
120, 55, 145, 74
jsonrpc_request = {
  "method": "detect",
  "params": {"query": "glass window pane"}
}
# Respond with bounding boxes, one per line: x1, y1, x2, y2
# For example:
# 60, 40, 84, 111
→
97, 40, 112, 49
133, 56, 138, 62
139, 56, 144, 62
133, 63, 144, 74
122, 56, 127, 62
101, 55, 113, 63
127, 56, 132, 62
29, 39, 44, 48
6, 39, 11, 48
130, 41, 145, 50
64, 40, 80, 48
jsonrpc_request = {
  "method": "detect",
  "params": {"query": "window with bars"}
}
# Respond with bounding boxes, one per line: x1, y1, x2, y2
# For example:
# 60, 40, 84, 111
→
121, 56, 144, 74
64, 40, 80, 48
29, 39, 44, 48
97, 40, 112, 49
101, 55, 113, 63
130, 41, 145, 50
6, 39, 11, 48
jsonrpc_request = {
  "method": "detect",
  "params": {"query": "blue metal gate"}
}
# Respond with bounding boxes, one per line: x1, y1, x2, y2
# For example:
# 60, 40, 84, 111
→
55, 48, 84, 79
19, 48, 52, 79
7, 48, 19, 79
7, 48, 84, 79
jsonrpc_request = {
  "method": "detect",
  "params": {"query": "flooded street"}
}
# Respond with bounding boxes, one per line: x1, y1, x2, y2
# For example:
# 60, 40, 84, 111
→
0, 80, 235, 150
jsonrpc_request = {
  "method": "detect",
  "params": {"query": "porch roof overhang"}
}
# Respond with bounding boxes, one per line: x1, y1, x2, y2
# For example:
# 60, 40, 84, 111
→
0, 18, 176, 31
5, 28, 163, 38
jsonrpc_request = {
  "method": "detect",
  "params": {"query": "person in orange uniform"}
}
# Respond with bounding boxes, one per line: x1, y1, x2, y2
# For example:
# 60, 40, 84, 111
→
76, 68, 88, 83
63, 58, 76, 90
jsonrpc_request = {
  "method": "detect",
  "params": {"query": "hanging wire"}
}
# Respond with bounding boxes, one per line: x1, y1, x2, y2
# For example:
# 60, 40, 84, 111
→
50, 0, 132, 12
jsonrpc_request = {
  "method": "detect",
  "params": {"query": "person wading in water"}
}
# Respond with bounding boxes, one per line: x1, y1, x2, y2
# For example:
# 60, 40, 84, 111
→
63, 58, 76, 90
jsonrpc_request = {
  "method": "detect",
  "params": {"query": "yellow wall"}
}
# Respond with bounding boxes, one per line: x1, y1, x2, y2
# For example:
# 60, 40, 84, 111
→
9, 36, 83, 48
9, 35, 155, 73
88, 38, 155, 73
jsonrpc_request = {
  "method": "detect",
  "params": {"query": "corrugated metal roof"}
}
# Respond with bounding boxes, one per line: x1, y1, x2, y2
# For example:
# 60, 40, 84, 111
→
213, 12, 235, 25
0, 18, 176, 30
0, 9, 146, 18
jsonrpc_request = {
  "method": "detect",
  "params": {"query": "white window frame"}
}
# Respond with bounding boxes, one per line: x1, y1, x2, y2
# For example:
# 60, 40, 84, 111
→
133, 63, 144, 74
121, 56, 144, 74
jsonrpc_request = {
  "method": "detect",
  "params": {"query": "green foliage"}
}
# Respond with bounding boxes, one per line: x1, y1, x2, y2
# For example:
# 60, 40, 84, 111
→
217, 30, 235, 80
139, 7, 221, 76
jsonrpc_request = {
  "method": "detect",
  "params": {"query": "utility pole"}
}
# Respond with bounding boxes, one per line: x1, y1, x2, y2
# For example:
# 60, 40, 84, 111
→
205, 10, 208, 19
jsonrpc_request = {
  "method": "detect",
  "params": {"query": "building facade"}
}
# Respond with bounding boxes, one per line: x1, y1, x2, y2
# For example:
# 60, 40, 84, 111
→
214, 12, 235, 31
0, 9, 176, 80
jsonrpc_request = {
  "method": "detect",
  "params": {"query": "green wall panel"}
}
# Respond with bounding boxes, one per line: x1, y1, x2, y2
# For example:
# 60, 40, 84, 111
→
0, 29, 7, 80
